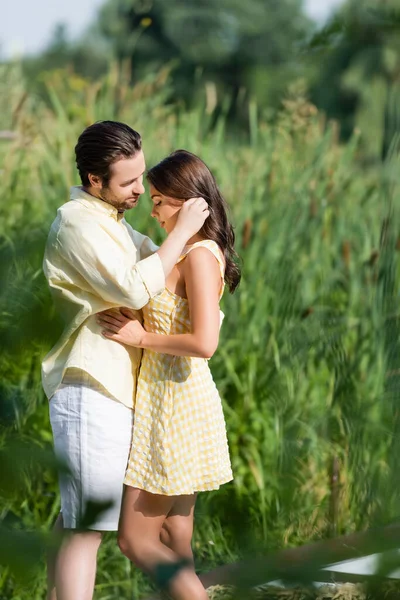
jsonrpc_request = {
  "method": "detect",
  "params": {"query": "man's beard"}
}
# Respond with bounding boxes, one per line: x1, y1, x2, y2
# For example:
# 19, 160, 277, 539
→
98, 186, 119, 208
96, 185, 139, 212
98, 186, 129, 212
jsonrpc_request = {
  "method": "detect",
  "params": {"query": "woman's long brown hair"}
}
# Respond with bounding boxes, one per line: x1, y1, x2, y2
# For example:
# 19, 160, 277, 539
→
147, 150, 241, 293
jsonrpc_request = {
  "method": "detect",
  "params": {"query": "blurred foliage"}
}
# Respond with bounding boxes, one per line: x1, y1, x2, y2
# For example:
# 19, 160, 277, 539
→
0, 52, 400, 597
8, 0, 400, 152
309, 0, 400, 158
7, 0, 314, 129
96, 0, 313, 117
20, 24, 111, 90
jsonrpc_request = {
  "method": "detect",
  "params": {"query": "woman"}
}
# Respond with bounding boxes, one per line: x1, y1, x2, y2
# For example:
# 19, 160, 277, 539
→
97, 150, 241, 600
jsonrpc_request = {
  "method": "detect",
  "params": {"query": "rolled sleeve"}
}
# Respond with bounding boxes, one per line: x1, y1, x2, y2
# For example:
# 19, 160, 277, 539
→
56, 218, 164, 310
135, 252, 165, 298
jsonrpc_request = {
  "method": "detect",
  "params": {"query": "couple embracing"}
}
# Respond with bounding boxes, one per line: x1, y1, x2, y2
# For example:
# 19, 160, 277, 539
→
43, 121, 241, 600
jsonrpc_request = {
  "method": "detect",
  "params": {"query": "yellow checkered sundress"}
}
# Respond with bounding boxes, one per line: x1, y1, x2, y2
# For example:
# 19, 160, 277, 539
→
124, 239, 233, 495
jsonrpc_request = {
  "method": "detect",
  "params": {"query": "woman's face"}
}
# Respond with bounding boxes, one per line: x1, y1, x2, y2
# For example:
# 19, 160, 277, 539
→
150, 184, 183, 234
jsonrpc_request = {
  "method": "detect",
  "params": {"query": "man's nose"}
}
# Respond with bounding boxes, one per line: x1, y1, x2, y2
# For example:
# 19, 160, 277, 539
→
133, 180, 145, 195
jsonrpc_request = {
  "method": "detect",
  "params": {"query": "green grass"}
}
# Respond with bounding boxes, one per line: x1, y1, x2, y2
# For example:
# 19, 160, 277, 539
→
0, 62, 399, 598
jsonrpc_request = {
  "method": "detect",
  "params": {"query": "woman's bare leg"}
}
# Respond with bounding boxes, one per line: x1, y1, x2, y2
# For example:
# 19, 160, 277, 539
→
161, 494, 196, 563
118, 486, 207, 600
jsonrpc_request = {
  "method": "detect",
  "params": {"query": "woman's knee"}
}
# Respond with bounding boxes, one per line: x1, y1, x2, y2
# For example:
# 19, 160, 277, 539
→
162, 519, 193, 554
117, 531, 132, 553
118, 530, 153, 569
160, 524, 170, 547
118, 531, 137, 562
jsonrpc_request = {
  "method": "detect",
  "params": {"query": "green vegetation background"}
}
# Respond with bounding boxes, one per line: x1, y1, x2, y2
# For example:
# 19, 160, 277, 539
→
1, 0, 400, 598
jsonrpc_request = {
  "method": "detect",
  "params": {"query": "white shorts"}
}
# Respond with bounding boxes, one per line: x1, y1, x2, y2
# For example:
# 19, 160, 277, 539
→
49, 379, 133, 531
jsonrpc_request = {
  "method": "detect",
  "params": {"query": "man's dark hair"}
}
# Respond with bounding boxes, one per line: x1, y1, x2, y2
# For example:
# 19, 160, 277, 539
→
75, 121, 142, 187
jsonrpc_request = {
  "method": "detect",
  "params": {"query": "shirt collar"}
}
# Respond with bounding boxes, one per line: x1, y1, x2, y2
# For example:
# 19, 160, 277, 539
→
69, 186, 124, 221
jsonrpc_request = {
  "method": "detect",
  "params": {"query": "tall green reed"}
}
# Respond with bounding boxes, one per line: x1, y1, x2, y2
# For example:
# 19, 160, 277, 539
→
0, 63, 398, 598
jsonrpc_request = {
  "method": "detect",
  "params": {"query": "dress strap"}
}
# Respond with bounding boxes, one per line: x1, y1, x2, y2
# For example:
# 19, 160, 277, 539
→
177, 240, 225, 298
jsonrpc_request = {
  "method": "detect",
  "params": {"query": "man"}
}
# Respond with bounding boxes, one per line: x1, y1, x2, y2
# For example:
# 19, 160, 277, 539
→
43, 120, 209, 600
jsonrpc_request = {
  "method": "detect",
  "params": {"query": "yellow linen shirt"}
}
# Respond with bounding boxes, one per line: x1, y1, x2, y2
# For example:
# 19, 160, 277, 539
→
41, 186, 165, 408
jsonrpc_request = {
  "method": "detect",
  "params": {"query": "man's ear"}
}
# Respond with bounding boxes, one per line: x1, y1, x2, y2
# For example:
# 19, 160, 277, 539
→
88, 173, 103, 189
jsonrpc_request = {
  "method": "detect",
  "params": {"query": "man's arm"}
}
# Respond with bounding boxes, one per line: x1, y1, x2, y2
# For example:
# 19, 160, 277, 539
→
54, 218, 161, 309
54, 197, 209, 310
97, 248, 222, 358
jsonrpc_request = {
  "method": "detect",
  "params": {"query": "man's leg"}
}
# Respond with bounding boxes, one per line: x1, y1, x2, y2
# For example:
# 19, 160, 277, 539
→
54, 529, 102, 600
46, 513, 63, 600
46, 514, 102, 600
48, 374, 133, 600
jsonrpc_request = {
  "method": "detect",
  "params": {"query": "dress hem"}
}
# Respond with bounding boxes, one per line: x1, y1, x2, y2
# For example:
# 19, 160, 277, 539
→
123, 475, 233, 496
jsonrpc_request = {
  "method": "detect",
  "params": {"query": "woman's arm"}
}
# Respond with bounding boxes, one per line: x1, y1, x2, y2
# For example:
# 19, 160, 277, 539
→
142, 247, 222, 358
97, 247, 222, 359
54, 198, 208, 311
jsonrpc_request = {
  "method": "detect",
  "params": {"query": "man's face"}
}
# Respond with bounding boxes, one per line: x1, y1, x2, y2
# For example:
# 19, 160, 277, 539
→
96, 151, 146, 212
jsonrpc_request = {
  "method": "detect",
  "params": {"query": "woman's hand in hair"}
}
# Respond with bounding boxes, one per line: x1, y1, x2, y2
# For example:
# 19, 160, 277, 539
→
96, 307, 146, 347
174, 197, 209, 238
